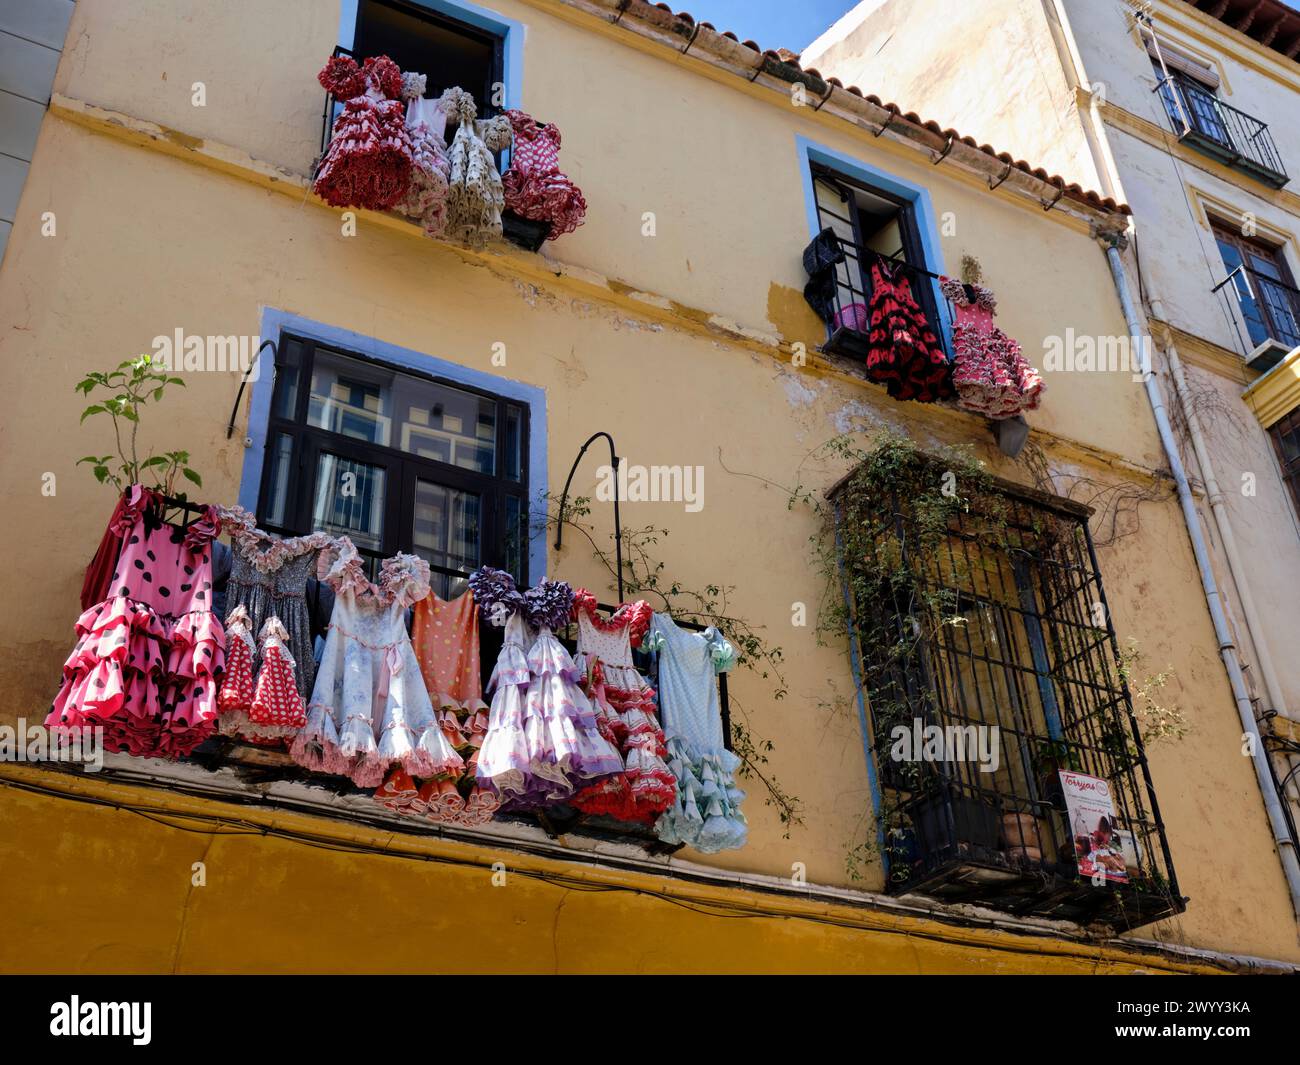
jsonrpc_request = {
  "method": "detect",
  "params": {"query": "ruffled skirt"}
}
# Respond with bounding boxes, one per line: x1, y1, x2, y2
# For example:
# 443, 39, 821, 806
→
290, 632, 462, 788
475, 630, 623, 808
47, 597, 225, 759
655, 736, 748, 853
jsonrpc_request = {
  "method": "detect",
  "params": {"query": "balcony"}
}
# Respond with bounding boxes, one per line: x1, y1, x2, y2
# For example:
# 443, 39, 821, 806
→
1213, 265, 1300, 372
1156, 71, 1289, 188
831, 454, 1185, 931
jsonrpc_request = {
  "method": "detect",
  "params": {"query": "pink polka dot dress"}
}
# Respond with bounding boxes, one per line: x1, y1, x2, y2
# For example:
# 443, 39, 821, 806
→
48, 486, 226, 759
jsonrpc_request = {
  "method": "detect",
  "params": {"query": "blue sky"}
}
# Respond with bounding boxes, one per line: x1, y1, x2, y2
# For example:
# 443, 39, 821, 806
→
682, 0, 1300, 54
679, 0, 856, 53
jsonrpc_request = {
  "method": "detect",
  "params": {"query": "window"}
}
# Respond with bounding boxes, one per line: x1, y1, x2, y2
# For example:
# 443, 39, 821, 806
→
354, 0, 504, 113
1149, 57, 1288, 188
1212, 221, 1300, 356
1269, 406, 1300, 520
810, 164, 942, 359
258, 334, 529, 597
831, 455, 1182, 930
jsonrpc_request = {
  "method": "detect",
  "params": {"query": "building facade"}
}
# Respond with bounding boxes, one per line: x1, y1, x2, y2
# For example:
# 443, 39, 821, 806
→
1, 0, 1298, 973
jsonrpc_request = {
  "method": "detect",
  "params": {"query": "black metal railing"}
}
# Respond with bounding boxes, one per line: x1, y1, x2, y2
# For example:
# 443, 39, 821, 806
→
1156, 71, 1288, 188
810, 170, 947, 362
832, 461, 1184, 930
1212, 265, 1300, 366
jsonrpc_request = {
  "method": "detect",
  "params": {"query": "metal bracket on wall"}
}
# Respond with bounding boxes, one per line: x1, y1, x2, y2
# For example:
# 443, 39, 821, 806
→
931, 134, 955, 165
225, 338, 277, 441
989, 161, 1014, 190
555, 431, 625, 604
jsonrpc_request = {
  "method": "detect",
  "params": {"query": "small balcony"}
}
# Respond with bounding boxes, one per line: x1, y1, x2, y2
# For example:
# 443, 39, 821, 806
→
1213, 265, 1300, 372
1157, 71, 1289, 188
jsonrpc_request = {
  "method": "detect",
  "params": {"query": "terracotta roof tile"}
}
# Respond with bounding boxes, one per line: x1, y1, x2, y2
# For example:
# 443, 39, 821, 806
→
610, 0, 1132, 215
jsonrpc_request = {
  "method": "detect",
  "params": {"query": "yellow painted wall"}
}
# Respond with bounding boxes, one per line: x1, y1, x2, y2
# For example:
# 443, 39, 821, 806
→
1, 0, 1297, 970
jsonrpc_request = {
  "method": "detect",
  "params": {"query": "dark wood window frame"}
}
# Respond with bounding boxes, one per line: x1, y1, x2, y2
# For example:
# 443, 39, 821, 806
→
1269, 406, 1300, 520
353, 0, 505, 115
1211, 219, 1300, 351
256, 331, 531, 590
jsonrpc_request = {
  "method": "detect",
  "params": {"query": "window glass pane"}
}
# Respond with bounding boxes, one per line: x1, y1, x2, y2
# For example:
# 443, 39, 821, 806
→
504, 405, 522, 481
411, 478, 480, 599
503, 494, 526, 581
395, 379, 497, 474
309, 349, 394, 446
312, 452, 386, 553
262, 433, 295, 527
272, 338, 303, 420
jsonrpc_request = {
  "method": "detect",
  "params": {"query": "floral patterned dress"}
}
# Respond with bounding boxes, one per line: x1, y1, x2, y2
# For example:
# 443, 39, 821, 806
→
290, 539, 463, 788
502, 109, 587, 240
48, 486, 225, 759
941, 277, 1045, 419
568, 591, 676, 824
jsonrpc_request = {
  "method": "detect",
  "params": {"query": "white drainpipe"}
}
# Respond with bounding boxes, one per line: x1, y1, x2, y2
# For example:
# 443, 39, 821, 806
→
1106, 242, 1300, 920
1143, 282, 1292, 724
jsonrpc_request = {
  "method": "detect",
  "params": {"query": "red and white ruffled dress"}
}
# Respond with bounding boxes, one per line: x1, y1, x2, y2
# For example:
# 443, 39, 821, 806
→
568, 592, 676, 823
501, 109, 587, 241
290, 540, 463, 788
313, 54, 414, 211
942, 277, 1045, 419
47, 486, 226, 759
218, 608, 307, 744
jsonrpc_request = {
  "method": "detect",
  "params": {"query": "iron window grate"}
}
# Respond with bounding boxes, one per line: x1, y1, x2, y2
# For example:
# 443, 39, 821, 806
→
832, 459, 1184, 930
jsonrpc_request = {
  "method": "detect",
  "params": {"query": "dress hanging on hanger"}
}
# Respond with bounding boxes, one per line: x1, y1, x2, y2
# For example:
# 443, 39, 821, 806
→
501, 109, 587, 240
865, 254, 954, 403
290, 540, 463, 788
441, 87, 513, 247
394, 72, 452, 237
568, 591, 676, 824
313, 54, 414, 211
647, 613, 747, 852
48, 486, 226, 759
375, 581, 499, 825
471, 571, 623, 809
940, 276, 1045, 418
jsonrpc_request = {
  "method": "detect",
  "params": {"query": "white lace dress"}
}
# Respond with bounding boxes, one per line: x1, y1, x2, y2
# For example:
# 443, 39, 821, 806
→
290, 539, 463, 788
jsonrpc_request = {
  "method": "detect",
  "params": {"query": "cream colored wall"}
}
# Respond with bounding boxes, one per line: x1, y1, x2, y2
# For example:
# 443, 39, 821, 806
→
1, 0, 1297, 961
802, 0, 1101, 191
1063, 0, 1300, 174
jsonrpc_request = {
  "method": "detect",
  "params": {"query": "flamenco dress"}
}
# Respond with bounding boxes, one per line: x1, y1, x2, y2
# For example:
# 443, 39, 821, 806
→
648, 614, 747, 852
48, 486, 225, 759
290, 540, 462, 788
472, 574, 622, 809
568, 592, 676, 824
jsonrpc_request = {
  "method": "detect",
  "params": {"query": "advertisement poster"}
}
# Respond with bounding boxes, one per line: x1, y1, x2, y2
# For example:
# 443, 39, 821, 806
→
1060, 771, 1128, 884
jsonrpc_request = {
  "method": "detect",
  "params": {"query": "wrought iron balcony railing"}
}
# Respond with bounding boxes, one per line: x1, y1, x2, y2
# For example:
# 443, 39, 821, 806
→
831, 459, 1184, 931
1212, 265, 1300, 372
1156, 71, 1289, 188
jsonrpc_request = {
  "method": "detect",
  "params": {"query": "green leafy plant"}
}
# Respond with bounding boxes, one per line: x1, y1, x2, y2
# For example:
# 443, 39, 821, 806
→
1116, 637, 1187, 747
76, 355, 201, 494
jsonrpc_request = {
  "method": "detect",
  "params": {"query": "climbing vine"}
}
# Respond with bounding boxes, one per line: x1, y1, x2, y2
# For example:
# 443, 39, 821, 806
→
542, 493, 803, 836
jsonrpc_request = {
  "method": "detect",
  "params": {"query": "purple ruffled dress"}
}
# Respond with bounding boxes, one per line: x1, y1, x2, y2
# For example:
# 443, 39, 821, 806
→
474, 579, 622, 808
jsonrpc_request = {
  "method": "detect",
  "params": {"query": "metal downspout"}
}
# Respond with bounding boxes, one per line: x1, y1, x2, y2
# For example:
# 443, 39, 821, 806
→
1105, 242, 1300, 921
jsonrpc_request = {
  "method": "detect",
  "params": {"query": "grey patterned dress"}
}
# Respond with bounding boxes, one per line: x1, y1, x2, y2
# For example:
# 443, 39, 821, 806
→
225, 534, 332, 700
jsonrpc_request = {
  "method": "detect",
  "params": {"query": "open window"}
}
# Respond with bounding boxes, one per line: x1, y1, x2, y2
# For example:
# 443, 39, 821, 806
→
808, 164, 943, 361
1211, 220, 1300, 371
354, 0, 504, 112
1148, 49, 1288, 188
